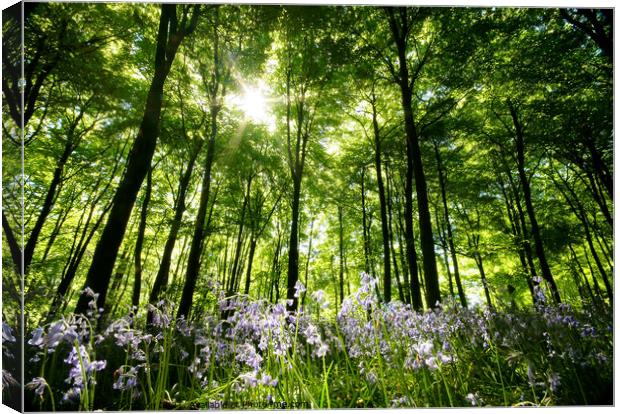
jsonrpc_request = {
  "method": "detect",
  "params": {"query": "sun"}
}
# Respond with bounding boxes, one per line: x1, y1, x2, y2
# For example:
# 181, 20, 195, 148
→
230, 81, 273, 126
240, 87, 267, 121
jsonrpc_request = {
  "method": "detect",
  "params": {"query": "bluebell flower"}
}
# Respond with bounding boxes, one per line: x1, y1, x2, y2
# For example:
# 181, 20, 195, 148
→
2, 322, 16, 342
548, 372, 561, 392
28, 327, 44, 347
294, 281, 306, 298
26, 377, 47, 397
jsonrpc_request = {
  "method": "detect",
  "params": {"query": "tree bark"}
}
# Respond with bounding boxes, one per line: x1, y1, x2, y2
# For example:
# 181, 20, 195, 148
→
370, 95, 392, 302
243, 238, 257, 295
474, 250, 493, 309
386, 8, 439, 309
2, 211, 22, 274
286, 177, 302, 310
435, 208, 455, 300
75, 5, 200, 314
24, 120, 80, 271
284, 50, 312, 311
228, 175, 252, 294
178, 114, 218, 318
149, 143, 201, 304
508, 100, 561, 304
553, 172, 613, 304
338, 206, 345, 305
434, 142, 467, 307
132, 167, 152, 308
360, 167, 371, 274
270, 229, 282, 303
497, 173, 536, 303
386, 165, 405, 303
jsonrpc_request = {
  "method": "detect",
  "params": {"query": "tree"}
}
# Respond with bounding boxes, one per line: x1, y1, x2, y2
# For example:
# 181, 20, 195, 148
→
75, 4, 200, 314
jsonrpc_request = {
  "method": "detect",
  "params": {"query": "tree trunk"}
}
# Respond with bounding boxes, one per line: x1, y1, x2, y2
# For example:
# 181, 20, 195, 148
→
286, 177, 302, 311
178, 121, 217, 318
553, 171, 612, 304
243, 238, 257, 295
360, 167, 371, 274
386, 165, 404, 303
508, 100, 561, 304
386, 9, 438, 309
24, 135, 75, 271
149, 143, 201, 304
228, 176, 252, 294
2, 211, 22, 274
583, 169, 613, 228
497, 173, 536, 303
569, 244, 595, 303
434, 142, 467, 307
132, 167, 152, 308
435, 209, 455, 300
371, 98, 392, 302
40, 191, 74, 264
75, 5, 198, 314
474, 250, 493, 309
390, 173, 411, 305
586, 138, 613, 200
47, 191, 115, 321
584, 249, 604, 301
177, 8, 224, 317
403, 136, 423, 310
270, 230, 282, 303
508, 167, 541, 298
338, 206, 345, 305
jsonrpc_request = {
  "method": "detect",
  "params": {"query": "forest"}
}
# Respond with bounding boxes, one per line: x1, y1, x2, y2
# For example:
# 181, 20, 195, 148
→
1, 2, 614, 410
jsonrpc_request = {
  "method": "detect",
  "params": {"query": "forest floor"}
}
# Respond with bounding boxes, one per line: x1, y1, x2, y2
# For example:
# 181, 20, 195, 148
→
10, 274, 614, 410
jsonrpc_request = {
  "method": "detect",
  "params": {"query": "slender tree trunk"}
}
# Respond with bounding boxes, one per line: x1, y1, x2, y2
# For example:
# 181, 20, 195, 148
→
172, 235, 190, 286
586, 138, 613, 200
553, 172, 613, 304
467, 233, 492, 309
569, 244, 595, 303
2, 211, 22, 274
244, 191, 281, 297
475, 251, 493, 309
370, 96, 392, 302
243, 238, 257, 295
386, 164, 404, 303
286, 177, 302, 310
41, 189, 77, 263
149, 143, 201, 304
498, 174, 536, 303
270, 230, 282, 303
75, 5, 199, 314
338, 206, 345, 305
508, 100, 560, 304
391, 173, 411, 304
228, 176, 252, 294
584, 249, 604, 301
178, 127, 216, 318
24, 136, 75, 271
403, 138, 423, 310
387, 8, 440, 309
434, 143, 466, 307
283, 47, 311, 311
360, 167, 371, 274
583, 223, 612, 303
132, 167, 152, 308
583, 170, 613, 228
301, 217, 315, 306
47, 189, 117, 321
178, 10, 223, 317
435, 210, 455, 300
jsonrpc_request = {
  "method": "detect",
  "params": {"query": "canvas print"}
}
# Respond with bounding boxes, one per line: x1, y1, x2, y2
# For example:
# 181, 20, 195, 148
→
1, 1, 613, 410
